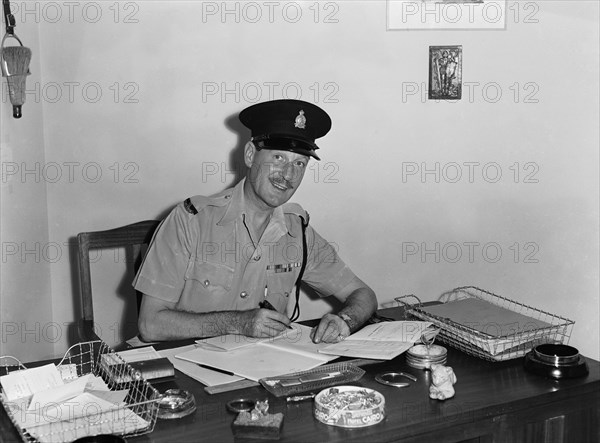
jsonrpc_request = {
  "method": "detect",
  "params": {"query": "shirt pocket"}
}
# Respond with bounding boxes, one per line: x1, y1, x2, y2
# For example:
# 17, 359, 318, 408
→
185, 260, 234, 292
265, 263, 301, 308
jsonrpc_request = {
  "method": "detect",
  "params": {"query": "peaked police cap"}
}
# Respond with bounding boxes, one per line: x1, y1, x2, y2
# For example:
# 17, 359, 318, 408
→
239, 99, 331, 160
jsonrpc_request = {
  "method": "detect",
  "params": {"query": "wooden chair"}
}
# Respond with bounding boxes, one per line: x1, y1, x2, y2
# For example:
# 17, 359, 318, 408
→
76, 220, 161, 343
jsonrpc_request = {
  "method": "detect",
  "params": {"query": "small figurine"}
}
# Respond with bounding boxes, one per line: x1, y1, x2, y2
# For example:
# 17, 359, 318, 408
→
429, 364, 457, 400
250, 399, 269, 421
232, 399, 284, 440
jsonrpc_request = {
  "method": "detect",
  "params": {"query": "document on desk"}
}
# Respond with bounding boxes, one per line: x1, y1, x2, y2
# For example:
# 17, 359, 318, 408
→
196, 332, 277, 352
176, 324, 337, 382
158, 344, 245, 386
318, 321, 433, 360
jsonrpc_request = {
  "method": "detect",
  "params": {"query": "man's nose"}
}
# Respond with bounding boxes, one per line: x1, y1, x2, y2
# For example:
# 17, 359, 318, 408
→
282, 163, 297, 181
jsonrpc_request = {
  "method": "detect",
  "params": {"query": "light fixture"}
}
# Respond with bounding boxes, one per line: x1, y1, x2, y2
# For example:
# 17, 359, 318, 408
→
2, 0, 32, 119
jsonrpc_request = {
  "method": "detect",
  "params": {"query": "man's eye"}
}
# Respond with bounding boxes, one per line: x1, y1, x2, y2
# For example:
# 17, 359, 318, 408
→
273, 154, 283, 162
294, 161, 306, 168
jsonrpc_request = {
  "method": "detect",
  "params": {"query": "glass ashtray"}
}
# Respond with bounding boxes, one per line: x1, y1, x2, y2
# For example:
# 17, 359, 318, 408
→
157, 389, 196, 419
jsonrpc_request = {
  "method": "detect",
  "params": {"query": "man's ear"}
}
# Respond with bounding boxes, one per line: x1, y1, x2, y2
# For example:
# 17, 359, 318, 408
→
244, 141, 256, 168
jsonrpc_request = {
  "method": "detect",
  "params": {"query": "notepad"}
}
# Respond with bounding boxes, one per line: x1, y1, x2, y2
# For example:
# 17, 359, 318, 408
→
318, 321, 433, 360
176, 324, 337, 382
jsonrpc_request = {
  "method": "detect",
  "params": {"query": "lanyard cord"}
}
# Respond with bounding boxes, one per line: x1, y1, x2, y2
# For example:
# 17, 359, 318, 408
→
289, 214, 309, 322
3, 0, 15, 35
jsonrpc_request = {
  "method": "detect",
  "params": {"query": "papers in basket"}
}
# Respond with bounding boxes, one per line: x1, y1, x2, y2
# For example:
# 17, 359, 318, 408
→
414, 298, 559, 357
318, 321, 433, 360
0, 363, 149, 443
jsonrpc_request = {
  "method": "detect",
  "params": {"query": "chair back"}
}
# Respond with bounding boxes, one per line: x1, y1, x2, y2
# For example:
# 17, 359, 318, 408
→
76, 220, 160, 341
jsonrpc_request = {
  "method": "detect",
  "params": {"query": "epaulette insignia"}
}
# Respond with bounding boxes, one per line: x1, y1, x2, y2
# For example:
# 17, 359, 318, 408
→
184, 197, 198, 215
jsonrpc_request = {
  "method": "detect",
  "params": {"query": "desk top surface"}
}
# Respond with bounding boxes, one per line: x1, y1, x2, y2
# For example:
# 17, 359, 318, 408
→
2, 307, 599, 443
136, 307, 600, 443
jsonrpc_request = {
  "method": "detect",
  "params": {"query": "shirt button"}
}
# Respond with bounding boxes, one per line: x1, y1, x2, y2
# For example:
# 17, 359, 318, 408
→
253, 254, 261, 261
240, 291, 249, 299
284, 292, 289, 298
203, 280, 210, 287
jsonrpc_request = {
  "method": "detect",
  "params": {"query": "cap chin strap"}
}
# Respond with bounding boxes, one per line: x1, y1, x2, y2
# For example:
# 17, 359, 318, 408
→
290, 213, 309, 323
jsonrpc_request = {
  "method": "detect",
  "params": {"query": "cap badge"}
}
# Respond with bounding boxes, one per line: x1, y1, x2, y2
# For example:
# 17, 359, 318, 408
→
294, 110, 306, 129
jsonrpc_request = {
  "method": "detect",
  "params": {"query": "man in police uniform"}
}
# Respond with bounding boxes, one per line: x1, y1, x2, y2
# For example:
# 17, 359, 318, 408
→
134, 99, 377, 344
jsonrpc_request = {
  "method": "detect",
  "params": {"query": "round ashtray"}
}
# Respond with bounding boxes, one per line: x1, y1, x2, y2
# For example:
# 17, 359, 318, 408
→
524, 344, 589, 379
406, 344, 447, 370
157, 389, 196, 419
314, 386, 385, 428
533, 344, 580, 365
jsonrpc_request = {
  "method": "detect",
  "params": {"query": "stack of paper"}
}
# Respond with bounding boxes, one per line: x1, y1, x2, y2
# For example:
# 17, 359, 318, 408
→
412, 297, 561, 359
174, 321, 434, 382
176, 324, 337, 382
318, 321, 433, 360
158, 345, 245, 386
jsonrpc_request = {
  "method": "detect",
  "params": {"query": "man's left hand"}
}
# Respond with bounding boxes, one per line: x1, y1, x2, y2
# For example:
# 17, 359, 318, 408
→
310, 313, 351, 344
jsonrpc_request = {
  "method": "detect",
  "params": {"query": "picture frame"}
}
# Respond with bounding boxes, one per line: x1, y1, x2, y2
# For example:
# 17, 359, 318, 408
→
429, 45, 463, 100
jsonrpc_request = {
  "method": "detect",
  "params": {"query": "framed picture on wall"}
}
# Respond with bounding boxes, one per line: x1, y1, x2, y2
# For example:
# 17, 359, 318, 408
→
429, 45, 462, 100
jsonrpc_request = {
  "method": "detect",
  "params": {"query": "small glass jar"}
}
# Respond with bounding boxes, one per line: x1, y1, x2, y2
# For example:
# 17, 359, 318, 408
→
406, 344, 447, 370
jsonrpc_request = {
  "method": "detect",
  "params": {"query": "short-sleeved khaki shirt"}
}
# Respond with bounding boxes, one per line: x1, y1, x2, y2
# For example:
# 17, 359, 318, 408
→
133, 179, 356, 314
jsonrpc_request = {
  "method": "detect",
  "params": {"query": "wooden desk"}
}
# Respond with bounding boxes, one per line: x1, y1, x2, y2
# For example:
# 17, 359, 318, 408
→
2, 308, 599, 443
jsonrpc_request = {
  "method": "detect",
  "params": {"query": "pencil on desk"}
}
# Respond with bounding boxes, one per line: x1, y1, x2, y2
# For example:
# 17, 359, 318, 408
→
197, 363, 235, 376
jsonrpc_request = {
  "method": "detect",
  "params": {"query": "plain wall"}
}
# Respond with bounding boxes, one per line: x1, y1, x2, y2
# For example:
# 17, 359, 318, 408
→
1, 1, 598, 362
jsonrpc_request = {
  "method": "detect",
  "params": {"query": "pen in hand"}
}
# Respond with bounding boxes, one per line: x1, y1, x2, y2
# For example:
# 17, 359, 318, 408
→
259, 299, 293, 329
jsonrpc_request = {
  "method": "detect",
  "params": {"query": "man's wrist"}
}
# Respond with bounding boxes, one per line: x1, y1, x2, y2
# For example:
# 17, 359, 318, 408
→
337, 312, 357, 333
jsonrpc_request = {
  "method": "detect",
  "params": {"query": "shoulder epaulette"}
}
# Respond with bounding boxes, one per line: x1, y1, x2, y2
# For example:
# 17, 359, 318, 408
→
182, 191, 231, 215
183, 198, 198, 215
282, 202, 306, 217
282, 202, 309, 226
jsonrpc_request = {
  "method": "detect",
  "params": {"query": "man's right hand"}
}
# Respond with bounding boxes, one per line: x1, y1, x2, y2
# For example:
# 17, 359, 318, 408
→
138, 293, 293, 341
236, 308, 292, 337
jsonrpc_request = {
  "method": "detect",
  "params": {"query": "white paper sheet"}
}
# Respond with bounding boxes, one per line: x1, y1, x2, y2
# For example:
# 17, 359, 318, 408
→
158, 344, 244, 386
176, 324, 337, 382
319, 321, 433, 360
0, 364, 64, 401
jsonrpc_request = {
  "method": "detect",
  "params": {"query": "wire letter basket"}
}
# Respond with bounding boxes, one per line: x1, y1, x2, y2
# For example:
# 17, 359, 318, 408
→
397, 286, 574, 362
0, 341, 161, 443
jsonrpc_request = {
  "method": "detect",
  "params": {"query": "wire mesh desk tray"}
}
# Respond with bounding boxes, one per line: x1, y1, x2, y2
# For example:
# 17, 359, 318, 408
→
259, 362, 365, 397
0, 340, 161, 443
396, 287, 574, 362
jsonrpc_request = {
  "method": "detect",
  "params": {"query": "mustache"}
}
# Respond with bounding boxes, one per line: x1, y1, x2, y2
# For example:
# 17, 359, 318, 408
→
271, 177, 294, 189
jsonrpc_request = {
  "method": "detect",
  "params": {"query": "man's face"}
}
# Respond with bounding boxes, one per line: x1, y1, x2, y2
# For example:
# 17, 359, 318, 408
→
244, 143, 309, 210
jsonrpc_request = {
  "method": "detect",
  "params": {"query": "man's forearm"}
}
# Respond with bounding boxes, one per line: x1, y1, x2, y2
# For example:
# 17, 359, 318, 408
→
139, 308, 245, 341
